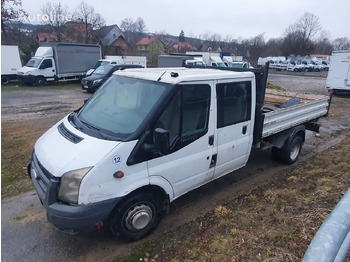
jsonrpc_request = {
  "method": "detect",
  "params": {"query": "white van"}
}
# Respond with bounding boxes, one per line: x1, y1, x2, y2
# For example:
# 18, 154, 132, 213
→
29, 67, 330, 241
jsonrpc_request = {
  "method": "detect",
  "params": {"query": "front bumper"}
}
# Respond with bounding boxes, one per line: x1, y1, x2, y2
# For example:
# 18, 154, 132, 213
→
17, 74, 36, 84
28, 153, 121, 234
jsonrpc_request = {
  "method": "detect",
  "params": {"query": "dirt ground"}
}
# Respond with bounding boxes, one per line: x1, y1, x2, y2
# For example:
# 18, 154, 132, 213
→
1, 74, 350, 261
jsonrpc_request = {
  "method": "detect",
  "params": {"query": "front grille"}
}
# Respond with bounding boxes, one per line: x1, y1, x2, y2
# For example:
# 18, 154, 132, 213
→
30, 153, 54, 203
58, 123, 83, 144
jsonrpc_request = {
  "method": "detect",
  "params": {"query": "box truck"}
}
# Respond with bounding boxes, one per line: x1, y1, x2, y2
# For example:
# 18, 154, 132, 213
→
326, 50, 350, 94
1, 45, 22, 85
28, 66, 330, 241
17, 43, 101, 86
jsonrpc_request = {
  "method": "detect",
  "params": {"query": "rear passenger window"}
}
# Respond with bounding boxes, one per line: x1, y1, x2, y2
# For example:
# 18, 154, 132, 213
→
216, 81, 252, 128
155, 84, 211, 147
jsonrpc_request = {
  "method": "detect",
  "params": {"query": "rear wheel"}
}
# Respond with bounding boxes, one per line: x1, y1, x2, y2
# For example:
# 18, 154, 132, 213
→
271, 135, 303, 165
1, 76, 10, 85
110, 193, 162, 242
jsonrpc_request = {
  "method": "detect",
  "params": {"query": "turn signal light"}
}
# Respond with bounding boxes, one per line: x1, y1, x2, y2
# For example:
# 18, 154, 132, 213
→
113, 171, 124, 179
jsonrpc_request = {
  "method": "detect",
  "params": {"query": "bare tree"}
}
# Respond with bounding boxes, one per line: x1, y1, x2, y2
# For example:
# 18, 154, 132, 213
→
40, 1, 68, 42
283, 12, 321, 55
1, 0, 26, 44
332, 37, 350, 51
135, 17, 147, 33
73, 1, 105, 43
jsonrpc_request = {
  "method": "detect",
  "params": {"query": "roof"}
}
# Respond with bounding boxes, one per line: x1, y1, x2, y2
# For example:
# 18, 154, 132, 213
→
114, 68, 254, 85
99, 25, 125, 46
136, 37, 158, 46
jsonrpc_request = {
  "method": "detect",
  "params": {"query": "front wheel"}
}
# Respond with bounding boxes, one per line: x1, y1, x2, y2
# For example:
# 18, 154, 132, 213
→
35, 77, 47, 86
110, 193, 162, 242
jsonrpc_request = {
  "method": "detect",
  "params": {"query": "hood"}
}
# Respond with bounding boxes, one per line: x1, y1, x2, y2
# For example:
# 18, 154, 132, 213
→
34, 116, 119, 177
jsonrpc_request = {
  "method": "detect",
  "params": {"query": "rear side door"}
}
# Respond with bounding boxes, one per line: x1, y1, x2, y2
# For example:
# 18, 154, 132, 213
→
147, 81, 215, 198
213, 79, 255, 179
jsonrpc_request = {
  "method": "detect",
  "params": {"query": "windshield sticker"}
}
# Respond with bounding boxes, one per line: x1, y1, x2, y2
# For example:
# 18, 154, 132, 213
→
113, 156, 122, 165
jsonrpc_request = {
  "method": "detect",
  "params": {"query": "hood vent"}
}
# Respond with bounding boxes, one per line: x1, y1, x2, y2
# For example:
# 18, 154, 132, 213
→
58, 123, 83, 144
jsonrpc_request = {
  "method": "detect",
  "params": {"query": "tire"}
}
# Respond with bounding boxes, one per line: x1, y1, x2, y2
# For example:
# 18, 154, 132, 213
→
278, 135, 303, 165
110, 193, 162, 242
1, 76, 10, 85
35, 77, 46, 86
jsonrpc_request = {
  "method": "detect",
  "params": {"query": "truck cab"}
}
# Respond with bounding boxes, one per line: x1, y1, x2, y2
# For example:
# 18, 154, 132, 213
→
17, 47, 56, 85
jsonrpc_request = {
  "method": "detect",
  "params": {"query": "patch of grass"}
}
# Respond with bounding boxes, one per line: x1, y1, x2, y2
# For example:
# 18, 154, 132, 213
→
13, 215, 27, 221
266, 82, 284, 90
117, 242, 157, 262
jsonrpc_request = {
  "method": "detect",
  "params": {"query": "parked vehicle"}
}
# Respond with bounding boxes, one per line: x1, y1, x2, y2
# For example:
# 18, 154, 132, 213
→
28, 66, 330, 241
301, 61, 315, 72
275, 61, 289, 71
1, 45, 22, 85
86, 56, 147, 76
326, 50, 350, 94
81, 64, 143, 92
17, 43, 101, 86
187, 52, 227, 67
287, 61, 304, 72
158, 54, 196, 67
313, 60, 330, 71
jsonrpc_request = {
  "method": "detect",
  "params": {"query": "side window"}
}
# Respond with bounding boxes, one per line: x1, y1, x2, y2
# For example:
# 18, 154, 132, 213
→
216, 81, 252, 128
41, 59, 52, 68
155, 84, 211, 147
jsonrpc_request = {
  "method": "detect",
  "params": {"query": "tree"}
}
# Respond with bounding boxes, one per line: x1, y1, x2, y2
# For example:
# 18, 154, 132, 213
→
40, 1, 68, 41
73, 1, 105, 43
179, 30, 185, 42
1, 0, 26, 44
332, 37, 350, 51
120, 17, 146, 33
282, 12, 321, 55
135, 17, 146, 33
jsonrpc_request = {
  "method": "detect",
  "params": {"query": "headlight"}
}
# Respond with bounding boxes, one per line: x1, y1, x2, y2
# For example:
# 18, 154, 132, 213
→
58, 167, 92, 205
24, 71, 32, 75
92, 79, 103, 85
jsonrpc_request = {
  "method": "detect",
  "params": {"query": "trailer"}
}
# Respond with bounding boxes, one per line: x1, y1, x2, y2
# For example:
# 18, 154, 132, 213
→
326, 50, 350, 94
17, 43, 101, 86
1, 45, 22, 85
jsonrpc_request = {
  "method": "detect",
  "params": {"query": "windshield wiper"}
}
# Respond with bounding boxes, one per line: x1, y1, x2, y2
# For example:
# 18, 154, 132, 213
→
80, 120, 111, 140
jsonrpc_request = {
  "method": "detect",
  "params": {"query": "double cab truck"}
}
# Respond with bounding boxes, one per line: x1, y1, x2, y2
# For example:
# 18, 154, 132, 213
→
28, 66, 331, 241
17, 43, 101, 86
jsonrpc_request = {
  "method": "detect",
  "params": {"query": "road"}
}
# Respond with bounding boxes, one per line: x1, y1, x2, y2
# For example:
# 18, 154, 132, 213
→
1, 74, 350, 261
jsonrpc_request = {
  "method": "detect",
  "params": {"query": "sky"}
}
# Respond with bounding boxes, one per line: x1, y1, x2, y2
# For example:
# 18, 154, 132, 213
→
20, 0, 350, 41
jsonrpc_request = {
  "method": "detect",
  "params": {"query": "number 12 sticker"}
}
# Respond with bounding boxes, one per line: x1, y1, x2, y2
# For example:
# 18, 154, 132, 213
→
113, 156, 122, 165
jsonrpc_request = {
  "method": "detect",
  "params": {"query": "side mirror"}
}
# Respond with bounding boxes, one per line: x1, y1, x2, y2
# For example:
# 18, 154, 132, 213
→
154, 128, 170, 155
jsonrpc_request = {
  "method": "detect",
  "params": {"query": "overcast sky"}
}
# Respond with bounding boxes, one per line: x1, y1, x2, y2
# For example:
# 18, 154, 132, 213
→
21, 0, 349, 41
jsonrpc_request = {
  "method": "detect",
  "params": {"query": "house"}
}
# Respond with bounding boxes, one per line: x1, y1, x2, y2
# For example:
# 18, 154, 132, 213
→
97, 24, 130, 55
36, 33, 58, 43
65, 20, 92, 43
136, 37, 165, 67
168, 41, 196, 53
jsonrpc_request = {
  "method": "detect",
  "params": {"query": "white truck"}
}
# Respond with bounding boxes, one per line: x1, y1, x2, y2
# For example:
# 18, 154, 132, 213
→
17, 43, 101, 86
28, 66, 330, 241
187, 52, 226, 67
86, 56, 147, 76
1, 45, 22, 85
326, 50, 350, 94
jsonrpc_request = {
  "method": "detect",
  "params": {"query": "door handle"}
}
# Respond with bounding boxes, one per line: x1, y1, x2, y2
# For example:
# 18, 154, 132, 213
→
208, 135, 214, 146
242, 125, 248, 135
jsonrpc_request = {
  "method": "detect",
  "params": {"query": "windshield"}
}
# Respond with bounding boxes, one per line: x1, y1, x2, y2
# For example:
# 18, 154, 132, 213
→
26, 58, 42, 68
93, 65, 113, 75
77, 75, 168, 139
